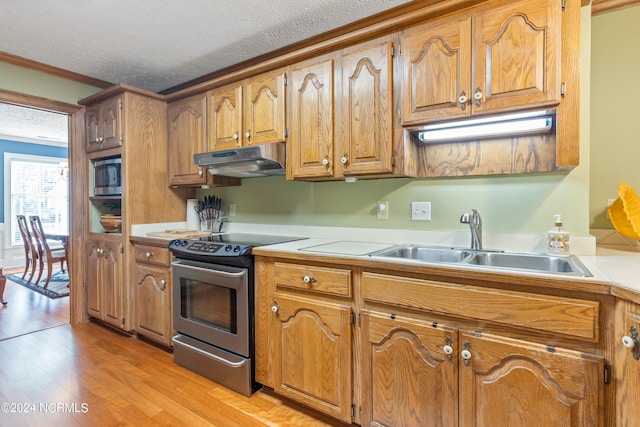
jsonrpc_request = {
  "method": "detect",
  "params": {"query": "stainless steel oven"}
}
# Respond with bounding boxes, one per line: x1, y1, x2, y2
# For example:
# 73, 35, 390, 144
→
169, 233, 304, 397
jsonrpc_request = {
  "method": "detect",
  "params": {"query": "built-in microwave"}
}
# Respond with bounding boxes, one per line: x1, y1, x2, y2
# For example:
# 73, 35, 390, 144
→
93, 157, 122, 195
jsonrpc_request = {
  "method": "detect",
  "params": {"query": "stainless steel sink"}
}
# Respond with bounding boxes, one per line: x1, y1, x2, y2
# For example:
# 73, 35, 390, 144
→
370, 244, 592, 277
370, 245, 472, 263
466, 252, 592, 277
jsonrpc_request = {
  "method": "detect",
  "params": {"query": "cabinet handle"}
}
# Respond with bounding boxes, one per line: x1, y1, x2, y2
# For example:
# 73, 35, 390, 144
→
474, 87, 483, 107
341, 154, 349, 166
622, 325, 640, 360
461, 340, 472, 366
245, 130, 251, 140
301, 275, 317, 284
458, 91, 467, 110
322, 156, 330, 168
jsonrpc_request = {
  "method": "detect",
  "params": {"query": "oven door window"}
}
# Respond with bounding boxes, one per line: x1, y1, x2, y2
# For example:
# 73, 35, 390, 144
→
181, 279, 237, 334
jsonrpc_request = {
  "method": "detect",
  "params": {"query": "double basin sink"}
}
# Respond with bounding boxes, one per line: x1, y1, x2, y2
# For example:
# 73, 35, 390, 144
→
369, 244, 592, 277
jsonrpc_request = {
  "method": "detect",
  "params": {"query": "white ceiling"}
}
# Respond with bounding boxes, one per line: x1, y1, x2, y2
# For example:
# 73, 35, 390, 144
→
1, 0, 412, 94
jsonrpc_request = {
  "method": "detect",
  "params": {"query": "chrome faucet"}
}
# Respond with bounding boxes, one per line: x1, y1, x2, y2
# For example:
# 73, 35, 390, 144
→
460, 209, 482, 250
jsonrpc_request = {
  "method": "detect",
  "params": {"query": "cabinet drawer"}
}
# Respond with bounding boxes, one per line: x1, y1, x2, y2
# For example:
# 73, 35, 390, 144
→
134, 244, 171, 267
274, 262, 351, 297
362, 272, 599, 341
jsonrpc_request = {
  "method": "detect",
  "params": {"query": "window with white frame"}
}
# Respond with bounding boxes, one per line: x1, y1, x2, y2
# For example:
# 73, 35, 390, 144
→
4, 153, 69, 246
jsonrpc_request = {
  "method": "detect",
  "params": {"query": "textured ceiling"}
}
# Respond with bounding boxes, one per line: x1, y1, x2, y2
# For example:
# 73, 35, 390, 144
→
0, 104, 68, 145
1, 0, 412, 93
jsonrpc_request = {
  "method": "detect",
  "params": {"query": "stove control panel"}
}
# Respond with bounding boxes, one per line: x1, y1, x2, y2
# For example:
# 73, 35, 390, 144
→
168, 239, 252, 257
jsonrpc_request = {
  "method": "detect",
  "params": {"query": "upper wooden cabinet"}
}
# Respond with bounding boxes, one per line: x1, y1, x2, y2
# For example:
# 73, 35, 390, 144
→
167, 93, 208, 186
86, 96, 122, 152
288, 37, 396, 180
401, 0, 561, 125
207, 69, 286, 151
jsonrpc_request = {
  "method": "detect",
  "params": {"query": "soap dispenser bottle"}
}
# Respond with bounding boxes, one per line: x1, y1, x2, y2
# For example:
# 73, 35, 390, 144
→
547, 214, 570, 256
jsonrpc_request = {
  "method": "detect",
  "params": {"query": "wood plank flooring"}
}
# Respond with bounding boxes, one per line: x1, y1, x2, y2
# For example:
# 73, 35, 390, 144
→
0, 322, 346, 426
0, 269, 70, 341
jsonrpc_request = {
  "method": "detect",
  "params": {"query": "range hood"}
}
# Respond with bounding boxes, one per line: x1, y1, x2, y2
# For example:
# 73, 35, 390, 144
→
194, 143, 285, 178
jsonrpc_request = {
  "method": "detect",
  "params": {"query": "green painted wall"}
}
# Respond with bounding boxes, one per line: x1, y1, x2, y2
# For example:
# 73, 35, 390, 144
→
204, 7, 593, 237
0, 62, 101, 104
590, 5, 640, 229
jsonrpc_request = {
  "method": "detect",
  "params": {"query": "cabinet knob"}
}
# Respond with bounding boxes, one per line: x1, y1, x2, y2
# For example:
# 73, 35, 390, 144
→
271, 300, 279, 314
461, 340, 472, 365
145, 252, 153, 258
245, 130, 251, 140
322, 156, 330, 167
461, 349, 472, 360
233, 132, 239, 141
159, 279, 167, 290
474, 87, 483, 107
341, 154, 349, 165
622, 335, 635, 349
622, 325, 640, 360
458, 91, 468, 110
198, 170, 204, 176
443, 345, 454, 355
301, 275, 317, 284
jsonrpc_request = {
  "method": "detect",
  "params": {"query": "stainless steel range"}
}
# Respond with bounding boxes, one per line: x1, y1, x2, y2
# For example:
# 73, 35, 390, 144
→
168, 233, 304, 396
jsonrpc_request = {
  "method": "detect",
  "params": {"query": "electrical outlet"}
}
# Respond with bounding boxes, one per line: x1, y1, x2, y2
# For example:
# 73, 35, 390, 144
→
377, 201, 389, 220
229, 203, 237, 216
411, 202, 431, 221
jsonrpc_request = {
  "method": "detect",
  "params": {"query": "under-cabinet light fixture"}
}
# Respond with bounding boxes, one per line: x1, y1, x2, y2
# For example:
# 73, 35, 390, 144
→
416, 111, 553, 143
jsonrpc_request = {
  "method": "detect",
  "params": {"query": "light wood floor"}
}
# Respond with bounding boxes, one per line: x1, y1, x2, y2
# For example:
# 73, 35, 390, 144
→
0, 319, 345, 426
0, 268, 70, 341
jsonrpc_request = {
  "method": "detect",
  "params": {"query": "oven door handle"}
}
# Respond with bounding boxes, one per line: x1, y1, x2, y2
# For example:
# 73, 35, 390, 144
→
172, 336, 246, 367
173, 261, 246, 279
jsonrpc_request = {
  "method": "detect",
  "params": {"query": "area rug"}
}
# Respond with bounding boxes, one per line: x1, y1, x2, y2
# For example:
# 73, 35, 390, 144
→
7, 270, 70, 299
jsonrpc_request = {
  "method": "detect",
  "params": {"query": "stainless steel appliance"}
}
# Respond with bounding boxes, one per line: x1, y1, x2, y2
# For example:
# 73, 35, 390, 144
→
193, 143, 285, 178
169, 233, 304, 396
92, 157, 122, 195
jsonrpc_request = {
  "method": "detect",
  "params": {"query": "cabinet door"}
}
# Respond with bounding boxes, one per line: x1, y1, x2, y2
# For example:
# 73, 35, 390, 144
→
401, 16, 472, 124
168, 94, 208, 186
85, 104, 101, 151
244, 71, 286, 146
100, 97, 122, 150
615, 299, 640, 427
86, 239, 102, 318
361, 311, 458, 427
135, 264, 171, 346
459, 331, 603, 427
289, 58, 335, 179
208, 82, 243, 151
473, 0, 561, 114
340, 39, 394, 176
100, 240, 124, 328
274, 292, 352, 423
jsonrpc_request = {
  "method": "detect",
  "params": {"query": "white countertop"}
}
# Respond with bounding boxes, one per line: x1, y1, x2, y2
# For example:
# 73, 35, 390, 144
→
132, 222, 640, 293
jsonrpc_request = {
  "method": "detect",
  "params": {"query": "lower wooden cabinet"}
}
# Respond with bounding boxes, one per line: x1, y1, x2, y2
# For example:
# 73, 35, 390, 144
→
614, 298, 640, 427
361, 311, 603, 427
256, 256, 607, 426
86, 237, 127, 329
273, 293, 352, 423
133, 243, 173, 346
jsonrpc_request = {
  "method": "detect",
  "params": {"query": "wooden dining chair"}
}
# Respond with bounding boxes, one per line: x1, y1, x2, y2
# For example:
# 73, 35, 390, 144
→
17, 215, 39, 283
29, 215, 67, 289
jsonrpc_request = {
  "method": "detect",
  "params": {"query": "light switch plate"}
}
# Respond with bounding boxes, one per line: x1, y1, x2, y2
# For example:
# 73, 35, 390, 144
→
412, 202, 431, 221
377, 201, 389, 220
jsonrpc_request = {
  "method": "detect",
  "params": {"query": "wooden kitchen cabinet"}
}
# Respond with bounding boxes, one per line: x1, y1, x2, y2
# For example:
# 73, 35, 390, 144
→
256, 260, 355, 423
614, 298, 640, 427
167, 93, 208, 186
207, 69, 286, 151
459, 331, 602, 426
85, 95, 122, 152
133, 243, 173, 346
361, 310, 458, 426
87, 237, 126, 329
289, 37, 395, 180
361, 271, 605, 427
401, 0, 561, 125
